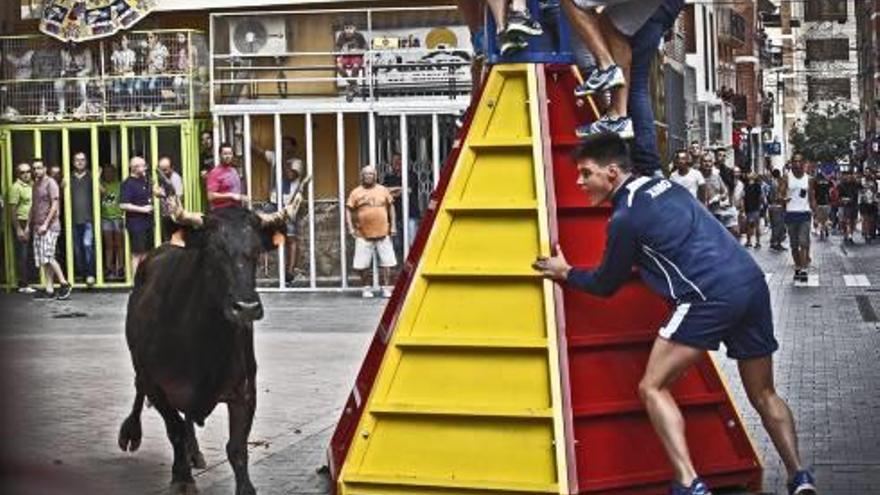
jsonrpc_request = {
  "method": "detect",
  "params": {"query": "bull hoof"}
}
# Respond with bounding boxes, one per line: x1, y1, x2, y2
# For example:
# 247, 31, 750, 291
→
191, 451, 207, 469
235, 483, 256, 495
169, 481, 198, 494
118, 415, 142, 452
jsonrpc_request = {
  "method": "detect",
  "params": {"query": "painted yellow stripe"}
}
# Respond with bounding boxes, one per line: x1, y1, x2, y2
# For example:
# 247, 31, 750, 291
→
339, 64, 566, 495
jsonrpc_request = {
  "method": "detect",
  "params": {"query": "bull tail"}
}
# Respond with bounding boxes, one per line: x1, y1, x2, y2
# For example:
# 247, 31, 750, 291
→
118, 389, 145, 452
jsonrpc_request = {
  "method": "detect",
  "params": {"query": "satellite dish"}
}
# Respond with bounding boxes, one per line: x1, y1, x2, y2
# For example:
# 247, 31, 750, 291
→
233, 19, 268, 54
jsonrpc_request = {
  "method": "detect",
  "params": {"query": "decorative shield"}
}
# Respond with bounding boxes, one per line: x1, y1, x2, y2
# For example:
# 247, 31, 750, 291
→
39, 0, 158, 42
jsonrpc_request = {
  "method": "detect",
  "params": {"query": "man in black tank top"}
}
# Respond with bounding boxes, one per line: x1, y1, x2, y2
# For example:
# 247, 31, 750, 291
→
811, 172, 832, 240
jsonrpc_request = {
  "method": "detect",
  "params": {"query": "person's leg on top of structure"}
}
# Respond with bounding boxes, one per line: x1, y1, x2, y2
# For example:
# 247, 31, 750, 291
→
484, 0, 544, 55
627, 0, 685, 176
563, 1, 632, 139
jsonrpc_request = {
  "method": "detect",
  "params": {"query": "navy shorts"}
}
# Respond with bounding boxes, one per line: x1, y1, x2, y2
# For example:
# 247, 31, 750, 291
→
659, 279, 779, 359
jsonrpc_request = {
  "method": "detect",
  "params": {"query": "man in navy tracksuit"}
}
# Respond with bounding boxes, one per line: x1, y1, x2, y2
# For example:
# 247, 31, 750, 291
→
534, 133, 817, 495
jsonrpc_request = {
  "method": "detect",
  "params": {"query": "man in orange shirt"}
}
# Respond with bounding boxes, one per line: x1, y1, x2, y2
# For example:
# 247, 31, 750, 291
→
346, 165, 397, 298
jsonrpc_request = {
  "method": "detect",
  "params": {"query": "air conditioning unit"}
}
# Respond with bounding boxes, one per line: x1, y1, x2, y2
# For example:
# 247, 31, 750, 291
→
229, 17, 288, 56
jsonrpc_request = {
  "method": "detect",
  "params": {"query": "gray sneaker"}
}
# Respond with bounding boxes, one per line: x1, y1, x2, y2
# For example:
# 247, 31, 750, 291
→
576, 115, 634, 139
505, 9, 543, 36
574, 64, 625, 96
499, 31, 528, 55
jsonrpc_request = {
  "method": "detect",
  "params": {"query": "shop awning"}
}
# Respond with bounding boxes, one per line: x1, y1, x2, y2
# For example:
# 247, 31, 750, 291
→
39, 0, 158, 43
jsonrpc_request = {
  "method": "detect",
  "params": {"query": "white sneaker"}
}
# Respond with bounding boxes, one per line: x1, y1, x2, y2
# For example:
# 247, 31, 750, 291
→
18, 286, 36, 294
381, 287, 392, 298
361, 288, 374, 298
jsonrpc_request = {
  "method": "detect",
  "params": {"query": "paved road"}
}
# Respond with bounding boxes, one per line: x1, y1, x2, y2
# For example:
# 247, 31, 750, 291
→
1, 232, 878, 495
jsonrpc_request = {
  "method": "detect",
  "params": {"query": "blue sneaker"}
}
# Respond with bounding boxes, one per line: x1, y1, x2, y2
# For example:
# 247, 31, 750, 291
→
788, 470, 817, 495
574, 64, 625, 96
669, 477, 712, 495
575, 115, 634, 139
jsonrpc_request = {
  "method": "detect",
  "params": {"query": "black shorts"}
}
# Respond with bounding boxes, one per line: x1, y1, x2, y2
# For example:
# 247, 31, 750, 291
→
859, 203, 877, 217
129, 227, 154, 254
660, 279, 779, 360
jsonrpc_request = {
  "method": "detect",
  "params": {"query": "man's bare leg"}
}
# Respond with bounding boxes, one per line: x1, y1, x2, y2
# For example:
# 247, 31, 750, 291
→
738, 356, 804, 477
599, 19, 630, 117
485, 0, 508, 34
48, 259, 68, 286
638, 337, 706, 486
42, 263, 55, 294
563, 1, 614, 68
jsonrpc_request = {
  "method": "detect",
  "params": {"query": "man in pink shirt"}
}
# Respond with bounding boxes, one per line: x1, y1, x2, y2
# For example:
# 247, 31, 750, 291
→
205, 142, 247, 210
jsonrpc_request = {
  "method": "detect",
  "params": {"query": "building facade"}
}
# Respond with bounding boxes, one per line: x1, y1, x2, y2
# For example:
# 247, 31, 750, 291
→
856, 0, 880, 166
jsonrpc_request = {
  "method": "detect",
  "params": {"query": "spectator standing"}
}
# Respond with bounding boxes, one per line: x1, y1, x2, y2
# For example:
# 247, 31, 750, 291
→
144, 32, 169, 115
859, 169, 877, 243
668, 149, 704, 199
730, 166, 745, 238
99, 165, 124, 279
70, 151, 96, 283
346, 165, 397, 298
47, 164, 67, 267
157, 156, 184, 242
205, 142, 246, 210
688, 141, 703, 164
811, 171, 832, 240
334, 22, 367, 101
743, 171, 763, 248
382, 153, 422, 251
768, 169, 787, 251
778, 153, 814, 283
30, 160, 71, 300
837, 170, 859, 244
110, 34, 137, 113
270, 159, 304, 286
9, 162, 34, 292
119, 156, 154, 274
199, 130, 214, 180
698, 152, 735, 233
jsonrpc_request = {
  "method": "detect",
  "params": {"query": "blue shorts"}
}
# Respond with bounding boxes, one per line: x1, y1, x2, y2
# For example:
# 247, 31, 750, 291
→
659, 280, 779, 359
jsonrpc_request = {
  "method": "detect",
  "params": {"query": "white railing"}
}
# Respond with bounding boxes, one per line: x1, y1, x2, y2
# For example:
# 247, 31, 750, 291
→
210, 7, 474, 106
0, 30, 208, 122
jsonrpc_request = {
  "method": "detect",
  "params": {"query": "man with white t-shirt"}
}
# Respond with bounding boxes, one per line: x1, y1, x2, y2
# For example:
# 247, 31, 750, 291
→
668, 149, 704, 200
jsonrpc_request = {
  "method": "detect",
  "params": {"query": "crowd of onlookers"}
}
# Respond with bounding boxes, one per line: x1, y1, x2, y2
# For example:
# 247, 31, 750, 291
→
3, 148, 187, 299
2, 31, 197, 120
668, 140, 879, 281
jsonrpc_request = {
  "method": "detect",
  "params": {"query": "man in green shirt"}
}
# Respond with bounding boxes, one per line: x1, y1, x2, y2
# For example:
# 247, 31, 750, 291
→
100, 164, 125, 279
9, 162, 34, 292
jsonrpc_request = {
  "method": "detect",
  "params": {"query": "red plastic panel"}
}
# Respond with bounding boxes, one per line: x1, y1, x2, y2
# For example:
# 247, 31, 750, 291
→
542, 65, 762, 494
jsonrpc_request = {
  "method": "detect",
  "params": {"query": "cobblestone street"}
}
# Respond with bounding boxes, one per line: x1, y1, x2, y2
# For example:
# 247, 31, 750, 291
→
1, 232, 879, 495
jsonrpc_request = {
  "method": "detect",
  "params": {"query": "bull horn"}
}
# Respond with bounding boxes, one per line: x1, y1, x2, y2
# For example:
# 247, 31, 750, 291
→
257, 209, 287, 227
168, 196, 204, 228
259, 175, 312, 227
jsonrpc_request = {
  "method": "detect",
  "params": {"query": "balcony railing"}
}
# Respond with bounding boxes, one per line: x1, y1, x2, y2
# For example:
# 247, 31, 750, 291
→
0, 30, 208, 123
210, 7, 474, 106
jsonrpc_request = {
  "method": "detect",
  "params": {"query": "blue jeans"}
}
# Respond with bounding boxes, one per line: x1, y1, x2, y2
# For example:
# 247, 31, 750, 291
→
73, 222, 95, 277
628, 0, 684, 176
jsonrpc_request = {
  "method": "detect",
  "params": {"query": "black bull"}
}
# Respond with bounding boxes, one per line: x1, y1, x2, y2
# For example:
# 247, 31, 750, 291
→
118, 206, 287, 495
